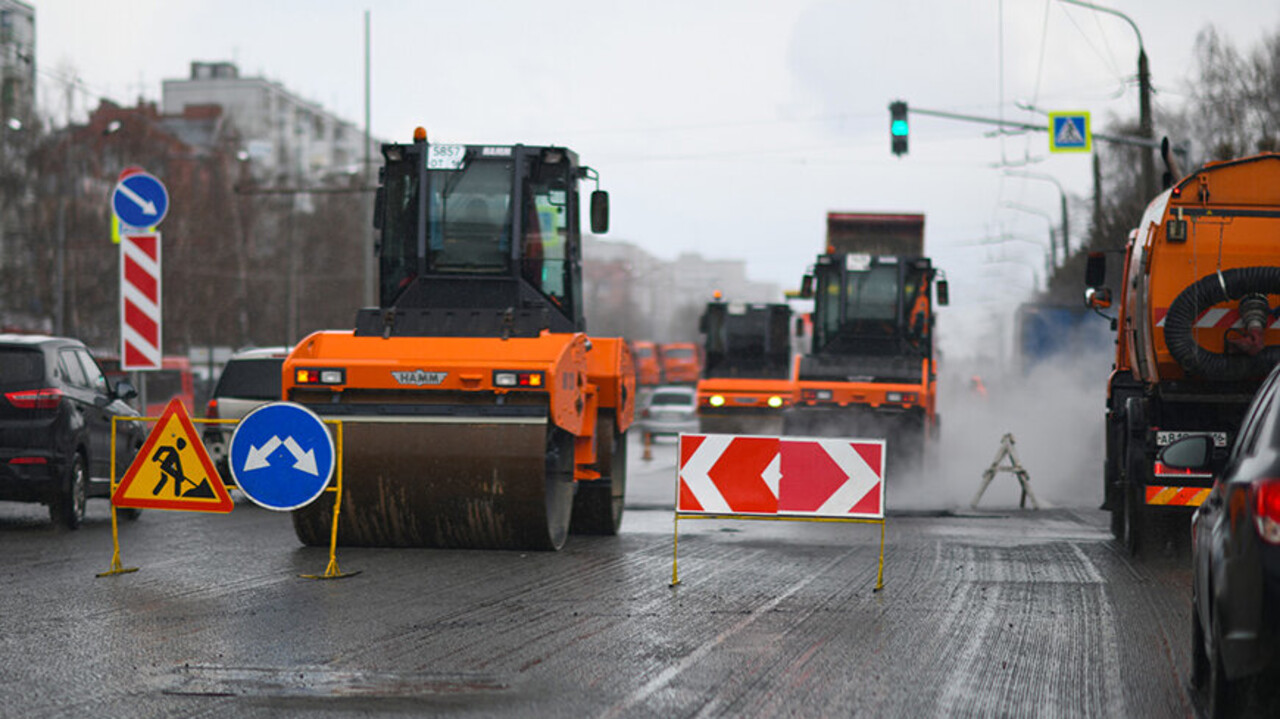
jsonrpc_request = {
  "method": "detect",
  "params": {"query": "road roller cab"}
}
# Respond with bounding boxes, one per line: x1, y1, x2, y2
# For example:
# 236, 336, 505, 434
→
282, 131, 634, 551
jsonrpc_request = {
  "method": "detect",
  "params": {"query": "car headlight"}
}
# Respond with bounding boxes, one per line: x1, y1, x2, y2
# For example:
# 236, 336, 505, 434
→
767, 395, 784, 408
709, 394, 725, 407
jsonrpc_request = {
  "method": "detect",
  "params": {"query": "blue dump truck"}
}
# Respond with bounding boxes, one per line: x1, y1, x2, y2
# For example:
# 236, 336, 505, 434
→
1014, 303, 1113, 374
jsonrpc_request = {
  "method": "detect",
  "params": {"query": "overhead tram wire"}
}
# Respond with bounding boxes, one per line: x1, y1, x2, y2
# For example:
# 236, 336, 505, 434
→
1057, 1, 1130, 90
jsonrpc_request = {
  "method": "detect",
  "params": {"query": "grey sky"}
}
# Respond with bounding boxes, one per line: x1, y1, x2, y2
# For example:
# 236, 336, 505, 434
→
34, 0, 1280, 356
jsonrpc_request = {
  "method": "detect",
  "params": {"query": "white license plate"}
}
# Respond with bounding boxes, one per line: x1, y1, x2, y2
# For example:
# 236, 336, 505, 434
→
1155, 431, 1228, 448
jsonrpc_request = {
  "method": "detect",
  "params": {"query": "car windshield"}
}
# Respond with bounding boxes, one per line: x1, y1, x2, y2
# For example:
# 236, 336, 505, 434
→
214, 358, 284, 400
0, 348, 45, 386
664, 348, 694, 359
650, 391, 692, 406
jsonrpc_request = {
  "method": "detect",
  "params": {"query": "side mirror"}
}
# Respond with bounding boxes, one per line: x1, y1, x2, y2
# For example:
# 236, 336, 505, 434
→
590, 190, 609, 234
935, 279, 949, 306
800, 274, 814, 299
372, 186, 385, 230
1085, 252, 1106, 288
114, 379, 138, 402
1158, 435, 1212, 472
1085, 287, 1113, 310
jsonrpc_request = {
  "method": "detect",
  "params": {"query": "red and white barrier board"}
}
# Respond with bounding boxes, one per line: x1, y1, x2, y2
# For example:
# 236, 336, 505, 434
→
120, 232, 162, 371
677, 434, 885, 520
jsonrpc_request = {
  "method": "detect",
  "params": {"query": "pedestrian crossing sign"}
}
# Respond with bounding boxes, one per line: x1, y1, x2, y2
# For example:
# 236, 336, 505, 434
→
1049, 112, 1091, 153
112, 397, 234, 512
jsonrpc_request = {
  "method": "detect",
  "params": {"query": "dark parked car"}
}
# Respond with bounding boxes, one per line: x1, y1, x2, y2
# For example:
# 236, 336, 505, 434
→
1162, 363, 1280, 716
0, 334, 145, 528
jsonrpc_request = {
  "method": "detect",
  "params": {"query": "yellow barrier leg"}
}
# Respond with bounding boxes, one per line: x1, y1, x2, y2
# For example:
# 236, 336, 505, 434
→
302, 421, 358, 580
873, 520, 885, 592
670, 513, 681, 587
96, 505, 139, 577
97, 418, 138, 577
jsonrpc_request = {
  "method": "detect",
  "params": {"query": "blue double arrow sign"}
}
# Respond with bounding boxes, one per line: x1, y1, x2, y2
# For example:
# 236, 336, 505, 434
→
229, 402, 335, 511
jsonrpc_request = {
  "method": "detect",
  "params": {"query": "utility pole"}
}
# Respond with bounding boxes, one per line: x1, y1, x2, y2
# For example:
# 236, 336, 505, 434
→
1059, 0, 1155, 198
363, 9, 375, 307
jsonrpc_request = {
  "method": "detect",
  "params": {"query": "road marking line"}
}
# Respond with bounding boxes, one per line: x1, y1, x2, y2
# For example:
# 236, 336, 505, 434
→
600, 549, 853, 719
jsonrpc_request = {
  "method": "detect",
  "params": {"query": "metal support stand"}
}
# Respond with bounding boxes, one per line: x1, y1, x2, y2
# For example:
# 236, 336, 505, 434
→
972, 433, 1041, 509
301, 421, 360, 580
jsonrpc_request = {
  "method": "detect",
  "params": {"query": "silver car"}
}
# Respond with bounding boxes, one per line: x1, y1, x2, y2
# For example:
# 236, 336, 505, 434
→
637, 385, 699, 437
202, 347, 289, 480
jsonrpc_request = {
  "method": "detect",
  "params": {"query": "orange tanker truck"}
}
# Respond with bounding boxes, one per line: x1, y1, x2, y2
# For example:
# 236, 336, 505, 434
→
281, 130, 634, 550
1087, 151, 1280, 554
786, 212, 947, 469
695, 298, 795, 435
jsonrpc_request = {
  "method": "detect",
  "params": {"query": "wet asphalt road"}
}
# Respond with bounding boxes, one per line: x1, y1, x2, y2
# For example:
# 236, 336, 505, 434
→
1, 433, 1202, 718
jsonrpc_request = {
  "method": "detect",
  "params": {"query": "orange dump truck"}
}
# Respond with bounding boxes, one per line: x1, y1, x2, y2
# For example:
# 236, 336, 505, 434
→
1087, 152, 1280, 554
786, 213, 947, 469
659, 342, 702, 384
631, 340, 662, 385
695, 300, 795, 435
281, 132, 634, 551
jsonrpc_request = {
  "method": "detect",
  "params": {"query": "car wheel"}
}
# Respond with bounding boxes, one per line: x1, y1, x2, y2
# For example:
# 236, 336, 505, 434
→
50, 453, 88, 530
1191, 605, 1209, 691
1208, 608, 1248, 718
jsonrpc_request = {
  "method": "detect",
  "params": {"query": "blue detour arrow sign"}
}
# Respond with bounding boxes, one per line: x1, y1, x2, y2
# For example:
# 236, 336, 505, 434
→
229, 402, 335, 511
112, 172, 170, 228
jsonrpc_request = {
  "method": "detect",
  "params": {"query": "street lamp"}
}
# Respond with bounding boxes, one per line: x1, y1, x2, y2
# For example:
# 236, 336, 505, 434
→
1004, 169, 1069, 262
1001, 202, 1058, 276
1059, 0, 1154, 198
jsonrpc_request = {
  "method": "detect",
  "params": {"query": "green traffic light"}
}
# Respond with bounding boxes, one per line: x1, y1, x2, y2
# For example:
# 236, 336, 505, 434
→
891, 120, 908, 137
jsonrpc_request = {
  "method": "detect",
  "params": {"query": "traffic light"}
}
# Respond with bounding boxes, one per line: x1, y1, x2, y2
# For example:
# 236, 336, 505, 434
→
889, 101, 908, 156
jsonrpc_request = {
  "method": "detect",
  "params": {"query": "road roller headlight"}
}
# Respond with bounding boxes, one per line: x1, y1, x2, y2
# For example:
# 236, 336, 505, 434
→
295, 368, 345, 385
767, 395, 784, 408
708, 394, 725, 407
493, 370, 545, 388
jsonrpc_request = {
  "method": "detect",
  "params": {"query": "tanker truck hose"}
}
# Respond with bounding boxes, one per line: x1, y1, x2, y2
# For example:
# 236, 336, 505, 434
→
1165, 266, 1280, 380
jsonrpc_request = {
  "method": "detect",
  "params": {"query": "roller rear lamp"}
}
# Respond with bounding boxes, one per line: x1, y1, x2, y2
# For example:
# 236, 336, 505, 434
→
885, 391, 919, 404
295, 368, 346, 385
494, 370, 544, 388
801, 389, 833, 401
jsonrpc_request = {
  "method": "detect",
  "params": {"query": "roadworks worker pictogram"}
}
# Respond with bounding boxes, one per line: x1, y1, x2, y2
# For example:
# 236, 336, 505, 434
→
149, 437, 217, 499
112, 397, 234, 512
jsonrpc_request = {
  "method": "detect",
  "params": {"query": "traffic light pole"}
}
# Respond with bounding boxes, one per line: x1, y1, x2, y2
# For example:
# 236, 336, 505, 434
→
904, 105, 1170, 153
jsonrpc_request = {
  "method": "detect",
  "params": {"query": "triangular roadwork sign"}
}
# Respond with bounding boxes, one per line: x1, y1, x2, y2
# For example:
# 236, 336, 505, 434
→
112, 397, 233, 512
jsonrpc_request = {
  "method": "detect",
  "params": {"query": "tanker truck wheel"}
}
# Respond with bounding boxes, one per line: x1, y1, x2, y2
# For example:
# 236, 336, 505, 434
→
570, 415, 627, 536
1121, 399, 1148, 555
1122, 442, 1145, 556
